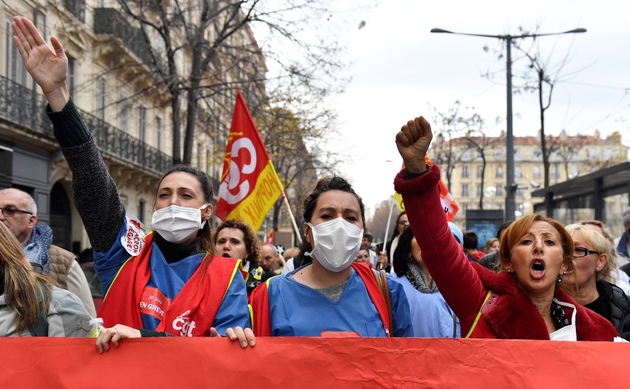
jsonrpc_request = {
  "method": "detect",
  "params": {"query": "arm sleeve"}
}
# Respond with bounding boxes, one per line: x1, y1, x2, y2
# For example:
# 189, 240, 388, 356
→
46, 99, 125, 252
394, 165, 487, 329
211, 270, 251, 336
66, 260, 97, 317
387, 276, 414, 337
46, 287, 92, 337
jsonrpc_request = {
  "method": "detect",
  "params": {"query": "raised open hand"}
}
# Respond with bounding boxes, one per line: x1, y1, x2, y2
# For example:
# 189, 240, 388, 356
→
12, 16, 69, 111
395, 116, 433, 173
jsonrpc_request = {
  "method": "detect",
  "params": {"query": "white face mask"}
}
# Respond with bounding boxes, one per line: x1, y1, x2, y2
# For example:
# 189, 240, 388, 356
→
305, 218, 363, 272
151, 204, 208, 244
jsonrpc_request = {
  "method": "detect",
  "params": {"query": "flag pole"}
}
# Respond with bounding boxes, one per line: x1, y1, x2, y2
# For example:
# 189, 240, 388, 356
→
282, 190, 302, 245
382, 197, 396, 254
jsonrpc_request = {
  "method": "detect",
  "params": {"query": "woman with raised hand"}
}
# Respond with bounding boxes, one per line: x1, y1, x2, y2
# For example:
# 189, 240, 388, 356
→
393, 115, 619, 341
565, 224, 630, 340
11, 16, 252, 348
0, 222, 91, 337
250, 176, 413, 337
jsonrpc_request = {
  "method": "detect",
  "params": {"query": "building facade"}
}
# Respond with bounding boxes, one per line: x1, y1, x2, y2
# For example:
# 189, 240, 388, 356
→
1, 0, 267, 252
436, 131, 628, 234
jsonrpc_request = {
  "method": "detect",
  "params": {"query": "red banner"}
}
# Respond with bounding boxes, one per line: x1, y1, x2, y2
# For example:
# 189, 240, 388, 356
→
1, 337, 627, 388
264, 229, 275, 245
425, 154, 459, 221
215, 91, 283, 231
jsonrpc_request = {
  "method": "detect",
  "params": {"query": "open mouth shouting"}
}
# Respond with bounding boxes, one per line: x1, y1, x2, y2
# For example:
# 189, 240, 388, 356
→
530, 259, 546, 279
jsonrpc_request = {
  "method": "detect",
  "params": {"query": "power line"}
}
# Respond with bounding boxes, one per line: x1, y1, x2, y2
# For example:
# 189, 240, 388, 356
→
563, 81, 630, 92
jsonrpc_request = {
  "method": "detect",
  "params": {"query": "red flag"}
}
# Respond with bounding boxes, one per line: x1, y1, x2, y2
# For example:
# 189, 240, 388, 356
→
264, 230, 275, 245
215, 91, 284, 231
424, 155, 459, 221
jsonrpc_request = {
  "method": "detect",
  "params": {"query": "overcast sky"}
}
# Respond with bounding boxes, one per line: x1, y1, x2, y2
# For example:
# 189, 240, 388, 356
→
328, 0, 630, 215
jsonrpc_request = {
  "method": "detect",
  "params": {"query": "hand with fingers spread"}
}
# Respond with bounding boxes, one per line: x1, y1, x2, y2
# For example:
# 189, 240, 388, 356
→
95, 324, 141, 354
11, 16, 69, 111
210, 326, 256, 349
395, 116, 433, 174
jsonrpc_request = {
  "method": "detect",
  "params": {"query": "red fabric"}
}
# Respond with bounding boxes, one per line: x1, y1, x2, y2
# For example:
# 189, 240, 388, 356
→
264, 230, 275, 245
425, 154, 459, 221
394, 164, 619, 341
249, 280, 272, 336
3, 337, 630, 388
99, 233, 240, 336
351, 262, 391, 336
468, 251, 485, 260
249, 263, 392, 337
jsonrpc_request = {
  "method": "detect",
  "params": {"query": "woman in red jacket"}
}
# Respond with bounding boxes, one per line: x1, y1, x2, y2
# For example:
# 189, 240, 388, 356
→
393, 115, 619, 341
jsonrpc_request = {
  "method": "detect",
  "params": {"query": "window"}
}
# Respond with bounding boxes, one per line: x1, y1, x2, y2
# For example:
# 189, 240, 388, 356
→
197, 143, 203, 169
461, 165, 469, 179
477, 185, 483, 198
515, 165, 522, 179
532, 148, 542, 161
138, 200, 145, 224
206, 150, 211, 175
553, 164, 559, 183
533, 165, 541, 179
67, 57, 76, 97
493, 148, 505, 161
462, 184, 469, 197
155, 117, 162, 150
476, 165, 484, 179
496, 185, 504, 196
514, 148, 523, 161
138, 106, 146, 141
588, 148, 600, 160
496, 166, 503, 179
119, 92, 129, 133
6, 18, 29, 86
95, 77, 106, 121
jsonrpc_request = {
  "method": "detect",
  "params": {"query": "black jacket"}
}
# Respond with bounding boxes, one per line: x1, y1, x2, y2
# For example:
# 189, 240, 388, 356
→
588, 280, 630, 341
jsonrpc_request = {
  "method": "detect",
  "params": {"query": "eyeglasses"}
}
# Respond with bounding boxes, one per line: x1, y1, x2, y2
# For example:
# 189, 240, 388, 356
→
0, 207, 33, 218
398, 221, 410, 227
574, 247, 599, 258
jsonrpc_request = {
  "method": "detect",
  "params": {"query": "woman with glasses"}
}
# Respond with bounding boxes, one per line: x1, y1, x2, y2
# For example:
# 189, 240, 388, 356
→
393, 115, 620, 341
564, 224, 630, 340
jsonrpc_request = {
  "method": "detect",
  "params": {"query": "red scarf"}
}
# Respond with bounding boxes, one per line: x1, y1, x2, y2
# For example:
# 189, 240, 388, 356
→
99, 233, 241, 336
250, 262, 391, 336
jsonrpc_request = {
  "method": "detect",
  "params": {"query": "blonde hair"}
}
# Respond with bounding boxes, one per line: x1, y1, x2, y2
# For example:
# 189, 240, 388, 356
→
566, 224, 615, 282
0, 222, 52, 333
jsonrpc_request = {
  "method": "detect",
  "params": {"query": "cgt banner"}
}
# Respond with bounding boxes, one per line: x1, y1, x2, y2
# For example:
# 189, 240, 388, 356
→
215, 91, 283, 231
1, 337, 628, 388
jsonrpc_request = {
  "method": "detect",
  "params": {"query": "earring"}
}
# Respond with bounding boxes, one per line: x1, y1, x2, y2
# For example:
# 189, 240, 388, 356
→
556, 275, 563, 284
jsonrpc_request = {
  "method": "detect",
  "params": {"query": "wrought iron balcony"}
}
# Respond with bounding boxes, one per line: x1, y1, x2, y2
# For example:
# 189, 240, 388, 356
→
94, 8, 154, 66
0, 75, 172, 176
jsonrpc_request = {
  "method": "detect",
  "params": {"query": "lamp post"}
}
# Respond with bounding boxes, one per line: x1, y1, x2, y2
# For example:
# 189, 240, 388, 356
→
430, 27, 586, 221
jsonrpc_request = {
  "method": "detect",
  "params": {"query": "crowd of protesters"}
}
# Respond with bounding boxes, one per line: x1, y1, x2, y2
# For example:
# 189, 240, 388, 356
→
2, 16, 629, 351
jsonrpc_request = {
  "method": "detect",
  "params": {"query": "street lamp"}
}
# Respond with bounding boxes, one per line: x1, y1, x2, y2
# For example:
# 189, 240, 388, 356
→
430, 27, 586, 221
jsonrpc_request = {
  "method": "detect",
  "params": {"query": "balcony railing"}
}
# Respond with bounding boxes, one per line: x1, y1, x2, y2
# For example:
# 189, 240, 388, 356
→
64, 0, 86, 22
0, 75, 172, 176
94, 8, 154, 66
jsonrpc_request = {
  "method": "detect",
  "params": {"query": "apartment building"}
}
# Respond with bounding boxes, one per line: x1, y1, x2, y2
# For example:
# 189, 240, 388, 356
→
436, 131, 628, 232
1, 0, 266, 252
